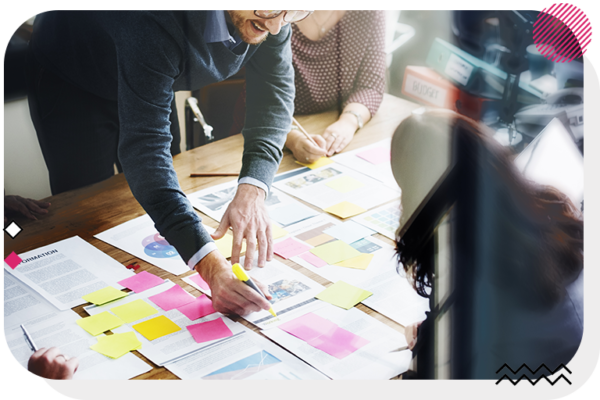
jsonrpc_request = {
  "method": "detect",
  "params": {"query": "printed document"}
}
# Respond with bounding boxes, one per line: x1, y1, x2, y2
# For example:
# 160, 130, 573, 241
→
95, 214, 190, 275
262, 305, 411, 380
165, 323, 329, 380
3, 290, 152, 380
275, 215, 430, 325
273, 163, 400, 211
187, 182, 318, 226
4, 236, 134, 310
332, 139, 399, 189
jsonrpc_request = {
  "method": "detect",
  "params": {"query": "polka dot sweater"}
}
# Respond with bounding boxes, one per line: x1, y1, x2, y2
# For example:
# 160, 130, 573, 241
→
229, 11, 386, 135
292, 10, 386, 116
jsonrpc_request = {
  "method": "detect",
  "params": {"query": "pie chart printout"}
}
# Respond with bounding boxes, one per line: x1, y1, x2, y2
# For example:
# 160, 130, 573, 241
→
142, 233, 179, 259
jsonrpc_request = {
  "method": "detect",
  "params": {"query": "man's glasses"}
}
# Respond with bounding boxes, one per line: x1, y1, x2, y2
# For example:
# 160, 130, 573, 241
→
254, 10, 314, 23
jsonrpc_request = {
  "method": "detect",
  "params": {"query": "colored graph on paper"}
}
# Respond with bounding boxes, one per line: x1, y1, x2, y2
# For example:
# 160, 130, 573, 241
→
203, 351, 281, 380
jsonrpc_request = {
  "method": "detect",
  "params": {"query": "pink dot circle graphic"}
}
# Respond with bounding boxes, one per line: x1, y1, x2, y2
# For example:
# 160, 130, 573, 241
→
533, 3, 592, 63
142, 233, 179, 258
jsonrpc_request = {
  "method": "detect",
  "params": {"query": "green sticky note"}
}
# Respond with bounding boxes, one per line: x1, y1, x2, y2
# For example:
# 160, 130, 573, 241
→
110, 299, 158, 323
310, 240, 361, 265
76, 311, 124, 336
132, 315, 181, 341
325, 176, 365, 193
91, 332, 142, 359
316, 281, 373, 310
82, 286, 128, 305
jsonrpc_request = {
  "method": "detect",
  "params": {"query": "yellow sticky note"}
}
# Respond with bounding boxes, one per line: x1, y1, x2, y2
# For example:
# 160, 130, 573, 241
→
215, 234, 247, 258
82, 286, 127, 305
110, 299, 158, 323
334, 253, 374, 270
76, 311, 124, 336
324, 201, 366, 219
132, 315, 181, 341
310, 240, 361, 265
91, 332, 142, 359
325, 176, 365, 193
271, 224, 288, 240
316, 281, 373, 310
296, 157, 334, 169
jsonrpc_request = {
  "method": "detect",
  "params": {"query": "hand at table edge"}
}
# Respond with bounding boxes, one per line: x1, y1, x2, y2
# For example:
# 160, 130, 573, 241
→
28, 347, 79, 380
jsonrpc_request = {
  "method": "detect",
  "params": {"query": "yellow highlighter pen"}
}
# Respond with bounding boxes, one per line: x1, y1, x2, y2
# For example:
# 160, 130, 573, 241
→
231, 263, 277, 317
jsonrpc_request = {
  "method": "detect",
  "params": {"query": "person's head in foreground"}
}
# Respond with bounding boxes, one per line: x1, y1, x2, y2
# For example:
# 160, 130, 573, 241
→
392, 110, 583, 378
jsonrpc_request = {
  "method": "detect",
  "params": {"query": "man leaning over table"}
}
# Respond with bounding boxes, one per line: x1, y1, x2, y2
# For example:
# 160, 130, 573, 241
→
27, 11, 311, 316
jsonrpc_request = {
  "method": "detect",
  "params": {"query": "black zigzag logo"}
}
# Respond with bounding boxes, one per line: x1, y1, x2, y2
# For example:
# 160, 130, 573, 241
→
495, 374, 572, 385
495, 363, 572, 385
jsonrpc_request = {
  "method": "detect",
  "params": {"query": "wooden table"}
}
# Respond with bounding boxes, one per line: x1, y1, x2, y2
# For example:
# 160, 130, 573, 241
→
4, 94, 420, 379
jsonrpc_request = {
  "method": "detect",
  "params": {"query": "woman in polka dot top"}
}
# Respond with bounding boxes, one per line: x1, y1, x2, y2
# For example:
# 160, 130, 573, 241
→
231, 11, 386, 163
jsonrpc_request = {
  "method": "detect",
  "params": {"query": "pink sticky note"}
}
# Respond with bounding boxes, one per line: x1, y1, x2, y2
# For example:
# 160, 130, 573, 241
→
177, 295, 216, 320
299, 252, 327, 268
188, 273, 210, 291
118, 271, 164, 293
273, 237, 311, 259
5, 252, 22, 270
309, 325, 370, 359
278, 313, 337, 342
187, 317, 233, 343
279, 312, 368, 359
356, 147, 391, 165
148, 284, 195, 311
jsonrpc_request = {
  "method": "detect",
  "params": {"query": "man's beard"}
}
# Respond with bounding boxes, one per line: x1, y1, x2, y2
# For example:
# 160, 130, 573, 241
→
228, 11, 269, 45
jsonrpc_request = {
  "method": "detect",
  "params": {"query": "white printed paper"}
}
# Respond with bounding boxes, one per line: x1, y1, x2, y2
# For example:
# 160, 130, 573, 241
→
95, 214, 190, 276
273, 163, 400, 211
262, 305, 411, 380
5, 236, 135, 310
165, 323, 329, 380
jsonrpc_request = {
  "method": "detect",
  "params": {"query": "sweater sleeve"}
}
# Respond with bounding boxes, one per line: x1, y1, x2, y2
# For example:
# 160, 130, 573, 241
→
240, 24, 295, 191
344, 11, 386, 116
114, 15, 213, 265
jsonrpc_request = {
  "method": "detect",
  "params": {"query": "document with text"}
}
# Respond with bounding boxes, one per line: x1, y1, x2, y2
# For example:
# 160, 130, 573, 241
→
95, 214, 190, 275
273, 163, 400, 212
165, 323, 329, 380
5, 309, 151, 380
5, 236, 134, 310
262, 305, 411, 380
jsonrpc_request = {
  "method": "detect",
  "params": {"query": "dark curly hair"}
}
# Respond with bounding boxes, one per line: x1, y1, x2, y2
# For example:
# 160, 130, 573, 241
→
395, 111, 583, 306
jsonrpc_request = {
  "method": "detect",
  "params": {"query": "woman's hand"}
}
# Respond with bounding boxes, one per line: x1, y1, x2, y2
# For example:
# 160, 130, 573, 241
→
286, 130, 327, 164
4, 195, 50, 223
405, 321, 423, 350
321, 116, 358, 157
28, 347, 78, 380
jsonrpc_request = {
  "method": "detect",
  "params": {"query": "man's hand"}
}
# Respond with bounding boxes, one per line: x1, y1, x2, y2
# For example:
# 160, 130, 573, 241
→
4, 195, 50, 223
212, 184, 272, 270
195, 251, 272, 315
28, 347, 78, 380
